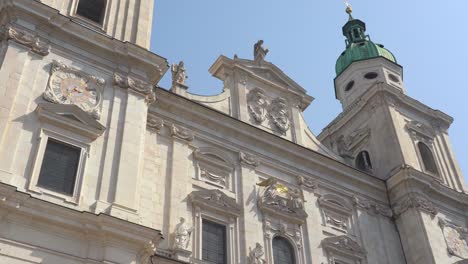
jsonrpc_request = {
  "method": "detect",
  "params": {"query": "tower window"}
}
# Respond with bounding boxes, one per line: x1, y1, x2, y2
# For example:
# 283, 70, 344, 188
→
37, 139, 81, 195
76, 0, 106, 24
364, 72, 378, 80
355, 151, 372, 172
388, 73, 400, 83
345, 81, 355, 92
273, 236, 296, 264
202, 219, 227, 264
353, 28, 360, 39
417, 142, 439, 176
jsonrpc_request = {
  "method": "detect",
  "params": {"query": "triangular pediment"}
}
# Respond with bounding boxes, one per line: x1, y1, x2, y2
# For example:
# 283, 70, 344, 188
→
35, 103, 106, 139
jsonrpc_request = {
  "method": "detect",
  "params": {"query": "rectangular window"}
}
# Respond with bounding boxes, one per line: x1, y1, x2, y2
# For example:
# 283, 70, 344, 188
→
37, 139, 81, 195
76, 0, 106, 24
202, 219, 227, 264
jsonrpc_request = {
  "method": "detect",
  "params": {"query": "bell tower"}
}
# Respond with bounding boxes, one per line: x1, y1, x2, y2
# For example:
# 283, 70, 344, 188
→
40, 0, 154, 49
319, 5, 466, 193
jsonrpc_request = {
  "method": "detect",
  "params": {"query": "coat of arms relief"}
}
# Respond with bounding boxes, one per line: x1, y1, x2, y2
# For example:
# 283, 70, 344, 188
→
247, 89, 291, 134
439, 218, 468, 258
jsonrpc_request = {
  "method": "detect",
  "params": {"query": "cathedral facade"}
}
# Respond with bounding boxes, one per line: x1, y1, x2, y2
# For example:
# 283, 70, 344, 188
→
0, 1, 467, 264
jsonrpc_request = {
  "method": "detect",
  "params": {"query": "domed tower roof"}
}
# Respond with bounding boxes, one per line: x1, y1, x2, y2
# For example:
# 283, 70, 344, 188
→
335, 6, 397, 76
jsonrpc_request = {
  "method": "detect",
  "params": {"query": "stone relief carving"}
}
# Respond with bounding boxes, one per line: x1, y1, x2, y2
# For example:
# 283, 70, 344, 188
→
247, 88, 268, 123
239, 152, 260, 167
352, 196, 393, 218
406, 120, 436, 145
193, 149, 233, 189
189, 189, 241, 216
263, 218, 303, 249
43, 60, 104, 119
171, 124, 194, 141
297, 175, 318, 191
318, 194, 353, 234
257, 178, 307, 221
1, 24, 50, 56
254, 40, 269, 63
173, 217, 194, 250
392, 193, 438, 219
438, 218, 468, 258
269, 97, 290, 133
322, 235, 367, 259
113, 73, 155, 103
247, 243, 266, 264
171, 61, 187, 86
147, 115, 164, 132
200, 168, 227, 187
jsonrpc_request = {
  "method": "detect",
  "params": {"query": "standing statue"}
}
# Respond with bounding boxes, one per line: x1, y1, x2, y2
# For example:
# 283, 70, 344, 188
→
254, 40, 269, 62
171, 61, 187, 85
289, 189, 304, 210
173, 217, 193, 250
247, 243, 266, 264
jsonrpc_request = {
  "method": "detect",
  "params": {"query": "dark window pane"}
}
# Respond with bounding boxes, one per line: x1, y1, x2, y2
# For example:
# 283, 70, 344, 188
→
418, 142, 439, 176
355, 151, 372, 172
273, 237, 295, 264
37, 139, 81, 195
202, 219, 227, 264
76, 0, 106, 24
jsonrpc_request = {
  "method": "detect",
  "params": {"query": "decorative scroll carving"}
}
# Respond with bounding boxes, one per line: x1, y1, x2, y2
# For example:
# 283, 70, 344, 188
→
318, 194, 353, 234
352, 196, 393, 218
247, 243, 266, 264
322, 235, 367, 259
247, 88, 268, 123
189, 189, 241, 216
257, 178, 307, 222
254, 40, 269, 63
269, 97, 290, 133
43, 60, 104, 119
200, 168, 227, 187
239, 152, 259, 167
297, 175, 318, 191
193, 148, 233, 189
263, 218, 303, 249
392, 193, 438, 219
173, 217, 193, 250
406, 120, 436, 145
438, 218, 468, 258
171, 61, 187, 86
113, 73, 155, 103
171, 124, 194, 141
1, 25, 50, 56
147, 115, 164, 132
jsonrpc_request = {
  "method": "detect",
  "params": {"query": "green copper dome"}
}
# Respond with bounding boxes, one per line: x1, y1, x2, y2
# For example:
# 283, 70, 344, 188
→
335, 16, 397, 76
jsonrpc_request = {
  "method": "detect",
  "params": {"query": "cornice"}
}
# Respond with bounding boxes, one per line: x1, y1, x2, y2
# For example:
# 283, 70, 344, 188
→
9, 0, 169, 84
0, 182, 163, 245
0, 24, 50, 56
318, 83, 453, 140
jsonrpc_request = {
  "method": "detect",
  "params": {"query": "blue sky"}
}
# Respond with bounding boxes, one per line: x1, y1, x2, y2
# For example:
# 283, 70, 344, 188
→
151, 1, 467, 182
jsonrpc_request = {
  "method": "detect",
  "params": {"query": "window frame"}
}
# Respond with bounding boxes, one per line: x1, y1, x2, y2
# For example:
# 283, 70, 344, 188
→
29, 126, 89, 205
71, 0, 108, 30
272, 235, 297, 264
416, 141, 440, 177
201, 218, 228, 264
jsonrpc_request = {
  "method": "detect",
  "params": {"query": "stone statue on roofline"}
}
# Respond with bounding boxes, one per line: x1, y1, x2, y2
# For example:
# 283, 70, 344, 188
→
254, 40, 269, 63
171, 61, 187, 86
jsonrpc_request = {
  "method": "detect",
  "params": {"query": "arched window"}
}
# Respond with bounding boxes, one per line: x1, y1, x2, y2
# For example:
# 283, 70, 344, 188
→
355, 151, 372, 172
273, 237, 295, 264
76, 0, 106, 24
417, 142, 439, 176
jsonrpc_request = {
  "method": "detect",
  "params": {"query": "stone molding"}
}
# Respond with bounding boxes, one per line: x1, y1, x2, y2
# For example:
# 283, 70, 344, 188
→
113, 73, 156, 103
1, 24, 50, 56
170, 124, 194, 142
44, 60, 105, 119
147, 115, 164, 132
269, 97, 290, 133
438, 218, 468, 258
263, 217, 304, 252
392, 193, 438, 219
239, 152, 260, 167
318, 194, 353, 234
352, 196, 393, 218
194, 148, 234, 190
188, 189, 240, 216
297, 175, 318, 191
406, 120, 436, 145
321, 235, 367, 259
247, 88, 268, 123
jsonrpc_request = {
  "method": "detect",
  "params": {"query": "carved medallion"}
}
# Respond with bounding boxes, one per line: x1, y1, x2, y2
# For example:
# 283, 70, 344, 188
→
247, 88, 268, 123
44, 61, 104, 119
269, 97, 290, 133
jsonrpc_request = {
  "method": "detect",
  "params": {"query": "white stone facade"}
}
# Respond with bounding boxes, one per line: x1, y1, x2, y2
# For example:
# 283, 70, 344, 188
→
0, 1, 467, 264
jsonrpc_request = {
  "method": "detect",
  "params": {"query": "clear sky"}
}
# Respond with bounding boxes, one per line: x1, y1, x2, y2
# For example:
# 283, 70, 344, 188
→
151, 1, 467, 182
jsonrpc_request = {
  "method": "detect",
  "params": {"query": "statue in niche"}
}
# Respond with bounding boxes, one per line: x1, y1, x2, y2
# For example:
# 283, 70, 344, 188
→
247, 243, 266, 264
254, 40, 269, 62
173, 217, 193, 250
289, 189, 304, 210
171, 61, 187, 85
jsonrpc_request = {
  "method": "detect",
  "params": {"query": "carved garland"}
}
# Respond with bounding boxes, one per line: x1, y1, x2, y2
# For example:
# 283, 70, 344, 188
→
352, 196, 393, 218
239, 152, 260, 167
1, 24, 50, 56
392, 193, 438, 219
113, 73, 156, 103
171, 124, 194, 142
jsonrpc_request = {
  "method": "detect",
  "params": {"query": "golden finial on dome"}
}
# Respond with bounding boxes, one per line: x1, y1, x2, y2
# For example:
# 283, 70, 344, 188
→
344, 0, 353, 19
